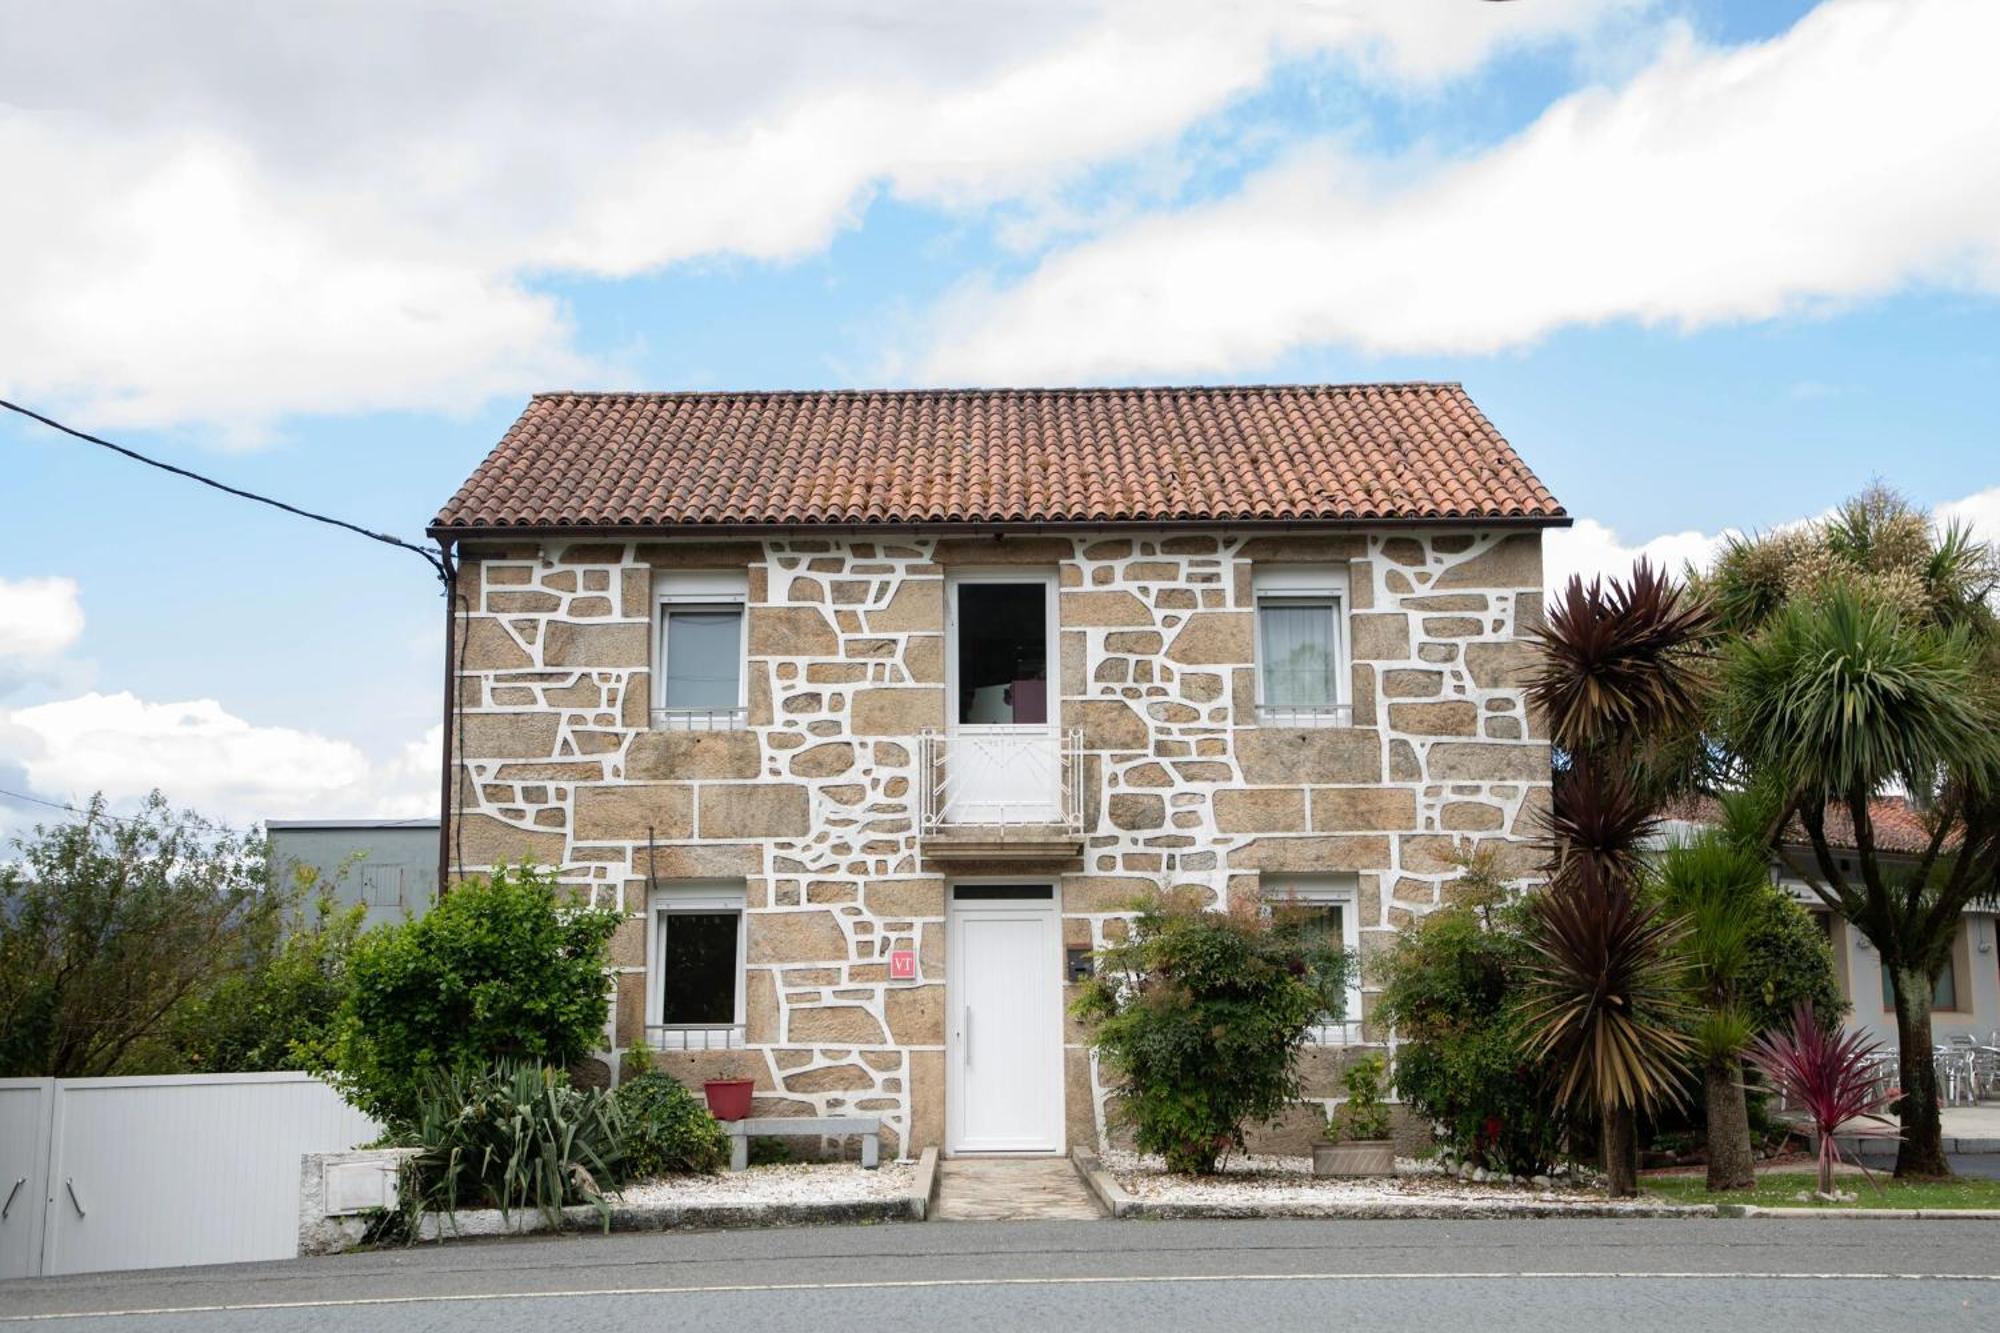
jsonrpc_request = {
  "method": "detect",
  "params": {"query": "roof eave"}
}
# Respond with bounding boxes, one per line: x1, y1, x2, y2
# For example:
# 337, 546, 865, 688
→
429, 512, 1573, 545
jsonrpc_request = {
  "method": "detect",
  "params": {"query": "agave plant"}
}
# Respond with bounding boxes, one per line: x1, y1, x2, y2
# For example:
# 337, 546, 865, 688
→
1744, 1002, 1896, 1198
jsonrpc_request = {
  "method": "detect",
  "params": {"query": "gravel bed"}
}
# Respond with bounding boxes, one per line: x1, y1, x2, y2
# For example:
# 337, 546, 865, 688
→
615, 1161, 918, 1208
1102, 1149, 1609, 1208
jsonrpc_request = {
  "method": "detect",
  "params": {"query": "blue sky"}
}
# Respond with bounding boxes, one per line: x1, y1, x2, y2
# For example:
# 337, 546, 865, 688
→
3, 0, 1997, 833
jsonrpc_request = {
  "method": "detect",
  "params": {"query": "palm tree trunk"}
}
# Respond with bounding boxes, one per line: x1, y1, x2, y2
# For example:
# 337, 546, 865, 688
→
1704, 1053, 1756, 1191
1891, 968, 1951, 1179
1603, 1104, 1639, 1197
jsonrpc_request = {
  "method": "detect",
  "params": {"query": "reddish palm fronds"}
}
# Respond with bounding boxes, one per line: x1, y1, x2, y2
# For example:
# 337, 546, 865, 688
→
1744, 1002, 1896, 1196
1529, 559, 1717, 755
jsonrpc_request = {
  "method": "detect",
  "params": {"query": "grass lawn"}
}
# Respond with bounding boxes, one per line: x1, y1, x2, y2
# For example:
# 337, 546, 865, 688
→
1643, 1171, 2000, 1210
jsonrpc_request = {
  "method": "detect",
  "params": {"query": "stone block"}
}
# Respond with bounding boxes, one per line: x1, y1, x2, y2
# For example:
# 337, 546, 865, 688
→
1433, 533, 1542, 590
626, 730, 760, 780
867, 579, 943, 633
635, 842, 762, 878
542, 621, 648, 669
933, 536, 1075, 565
790, 741, 857, 777
1227, 835, 1393, 873
909, 1049, 946, 1152
455, 814, 566, 868
885, 984, 945, 1045
698, 783, 811, 838
1309, 787, 1417, 832
1387, 700, 1479, 735
1164, 611, 1255, 665
460, 618, 532, 670
864, 878, 945, 918
749, 605, 839, 658
1427, 742, 1552, 782
905, 635, 944, 683
850, 687, 945, 736
573, 783, 694, 840
1065, 1046, 1095, 1150
609, 915, 646, 967
1062, 876, 1159, 913
1381, 669, 1443, 698
1060, 590, 1152, 626
1463, 640, 1538, 690
749, 910, 849, 965
1441, 801, 1505, 831
1107, 792, 1166, 831
788, 1004, 886, 1044
460, 712, 560, 760
1213, 787, 1308, 832
634, 541, 764, 569
1236, 535, 1367, 562
1349, 613, 1411, 661
1235, 726, 1382, 784
1065, 699, 1150, 751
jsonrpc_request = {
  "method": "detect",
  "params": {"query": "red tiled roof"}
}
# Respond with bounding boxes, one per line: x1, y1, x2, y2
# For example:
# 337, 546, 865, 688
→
1676, 794, 1943, 856
431, 384, 1566, 532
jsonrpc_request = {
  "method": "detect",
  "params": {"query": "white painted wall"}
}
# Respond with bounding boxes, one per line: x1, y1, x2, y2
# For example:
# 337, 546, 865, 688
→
0, 1073, 379, 1278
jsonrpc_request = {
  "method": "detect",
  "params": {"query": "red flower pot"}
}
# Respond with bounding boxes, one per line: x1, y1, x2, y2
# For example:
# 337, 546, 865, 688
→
703, 1078, 755, 1121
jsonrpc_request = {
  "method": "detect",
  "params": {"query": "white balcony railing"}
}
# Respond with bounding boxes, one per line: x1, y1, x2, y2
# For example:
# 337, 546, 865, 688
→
919, 727, 1084, 835
650, 705, 748, 731
1256, 702, 1354, 727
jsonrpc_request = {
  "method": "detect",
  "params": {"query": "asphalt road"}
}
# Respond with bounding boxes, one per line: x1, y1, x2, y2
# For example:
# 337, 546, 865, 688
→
4, 1217, 1997, 1331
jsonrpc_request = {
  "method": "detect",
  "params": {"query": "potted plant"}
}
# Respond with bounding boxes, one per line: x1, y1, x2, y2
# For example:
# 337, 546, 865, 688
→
702, 1078, 755, 1121
1312, 1054, 1395, 1177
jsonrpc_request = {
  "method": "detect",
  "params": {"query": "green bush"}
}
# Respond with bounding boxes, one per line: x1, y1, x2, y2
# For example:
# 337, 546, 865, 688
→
613, 1048, 728, 1177
1742, 887, 1846, 1036
330, 865, 620, 1125
1072, 888, 1342, 1174
1374, 859, 1567, 1175
397, 1061, 626, 1233
1328, 1054, 1392, 1142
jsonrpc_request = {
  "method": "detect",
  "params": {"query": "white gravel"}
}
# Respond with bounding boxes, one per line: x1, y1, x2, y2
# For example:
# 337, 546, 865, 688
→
1103, 1149, 1603, 1208
614, 1162, 918, 1208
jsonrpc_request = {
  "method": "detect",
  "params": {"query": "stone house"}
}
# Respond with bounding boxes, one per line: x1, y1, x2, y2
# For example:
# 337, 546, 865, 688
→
430, 384, 1566, 1159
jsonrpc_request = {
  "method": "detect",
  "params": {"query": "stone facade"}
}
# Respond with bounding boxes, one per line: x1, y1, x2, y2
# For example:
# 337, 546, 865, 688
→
447, 527, 1550, 1158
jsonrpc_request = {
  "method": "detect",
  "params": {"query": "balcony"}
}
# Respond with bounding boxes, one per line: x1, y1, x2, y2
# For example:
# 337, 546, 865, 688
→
918, 727, 1086, 861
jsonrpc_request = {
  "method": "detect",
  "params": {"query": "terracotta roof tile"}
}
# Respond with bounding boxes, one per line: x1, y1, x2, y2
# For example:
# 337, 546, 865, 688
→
432, 384, 1565, 532
1676, 794, 1946, 856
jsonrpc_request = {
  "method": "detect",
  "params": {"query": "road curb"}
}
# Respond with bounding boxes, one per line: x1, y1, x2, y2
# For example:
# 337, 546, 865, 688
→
912, 1147, 940, 1221
1070, 1148, 1137, 1218
1721, 1204, 2000, 1220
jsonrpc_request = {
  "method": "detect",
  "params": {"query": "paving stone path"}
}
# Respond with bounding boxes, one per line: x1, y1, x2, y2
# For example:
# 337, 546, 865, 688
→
930, 1157, 1106, 1221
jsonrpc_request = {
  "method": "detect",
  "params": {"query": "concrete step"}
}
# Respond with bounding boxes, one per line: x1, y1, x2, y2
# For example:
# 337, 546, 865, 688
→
929, 1156, 1106, 1221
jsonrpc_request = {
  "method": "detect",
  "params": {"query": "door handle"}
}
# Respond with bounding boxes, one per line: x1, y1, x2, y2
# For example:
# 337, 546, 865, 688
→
2, 1177, 21, 1221
65, 1177, 85, 1219
963, 1006, 972, 1068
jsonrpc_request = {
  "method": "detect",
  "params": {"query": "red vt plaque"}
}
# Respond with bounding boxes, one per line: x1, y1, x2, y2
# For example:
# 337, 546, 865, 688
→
888, 948, 917, 981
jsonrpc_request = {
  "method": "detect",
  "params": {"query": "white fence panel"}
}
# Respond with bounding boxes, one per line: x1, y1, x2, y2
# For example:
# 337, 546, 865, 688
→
0, 1081, 55, 1280
29, 1073, 378, 1277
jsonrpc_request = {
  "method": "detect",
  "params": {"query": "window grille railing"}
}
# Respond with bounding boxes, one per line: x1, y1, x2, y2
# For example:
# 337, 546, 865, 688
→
650, 706, 749, 731
919, 728, 1084, 835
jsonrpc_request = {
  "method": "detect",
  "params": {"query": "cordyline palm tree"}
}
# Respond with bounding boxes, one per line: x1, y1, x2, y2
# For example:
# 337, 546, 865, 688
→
1521, 560, 1712, 1196
1648, 828, 1768, 1191
1722, 582, 2000, 1177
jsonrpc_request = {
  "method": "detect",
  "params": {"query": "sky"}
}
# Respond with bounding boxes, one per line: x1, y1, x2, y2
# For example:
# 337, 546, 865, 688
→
3, 0, 1998, 837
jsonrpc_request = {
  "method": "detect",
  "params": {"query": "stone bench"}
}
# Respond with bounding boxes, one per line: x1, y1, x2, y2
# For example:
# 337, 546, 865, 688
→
724, 1116, 881, 1172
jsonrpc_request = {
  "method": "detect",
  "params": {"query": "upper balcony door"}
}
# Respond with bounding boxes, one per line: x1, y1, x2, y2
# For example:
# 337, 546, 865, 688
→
942, 571, 1061, 825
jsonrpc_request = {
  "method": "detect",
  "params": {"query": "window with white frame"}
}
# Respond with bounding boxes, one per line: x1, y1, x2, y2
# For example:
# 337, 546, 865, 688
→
647, 882, 747, 1049
1263, 875, 1363, 1044
1253, 565, 1350, 725
653, 571, 748, 728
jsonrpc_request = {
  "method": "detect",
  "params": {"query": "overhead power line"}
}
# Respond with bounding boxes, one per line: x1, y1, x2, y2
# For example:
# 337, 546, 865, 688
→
0, 398, 450, 585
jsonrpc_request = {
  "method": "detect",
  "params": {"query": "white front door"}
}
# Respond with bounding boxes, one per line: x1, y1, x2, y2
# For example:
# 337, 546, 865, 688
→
947, 886, 1064, 1154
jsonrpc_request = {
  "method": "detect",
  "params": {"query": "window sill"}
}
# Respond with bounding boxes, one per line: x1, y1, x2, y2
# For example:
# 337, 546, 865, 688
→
1255, 705, 1355, 728
649, 708, 749, 732
644, 1025, 746, 1051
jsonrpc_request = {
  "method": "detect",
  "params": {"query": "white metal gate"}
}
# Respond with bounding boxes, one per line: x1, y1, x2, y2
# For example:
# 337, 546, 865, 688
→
0, 1073, 379, 1278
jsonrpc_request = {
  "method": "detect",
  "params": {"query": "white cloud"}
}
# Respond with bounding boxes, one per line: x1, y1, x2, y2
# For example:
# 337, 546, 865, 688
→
924, 0, 2000, 382
0, 577, 84, 662
0, 691, 438, 827
1544, 484, 2000, 594
0, 0, 1630, 436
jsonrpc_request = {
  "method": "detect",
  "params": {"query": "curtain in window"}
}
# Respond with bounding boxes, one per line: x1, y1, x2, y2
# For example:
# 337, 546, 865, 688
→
1259, 600, 1335, 707
663, 607, 742, 709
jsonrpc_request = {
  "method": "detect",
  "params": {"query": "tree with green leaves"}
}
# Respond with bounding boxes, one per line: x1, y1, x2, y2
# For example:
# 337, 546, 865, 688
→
0, 794, 281, 1078
1071, 887, 1348, 1174
329, 864, 621, 1126
1521, 561, 1710, 1196
1707, 487, 2000, 1177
